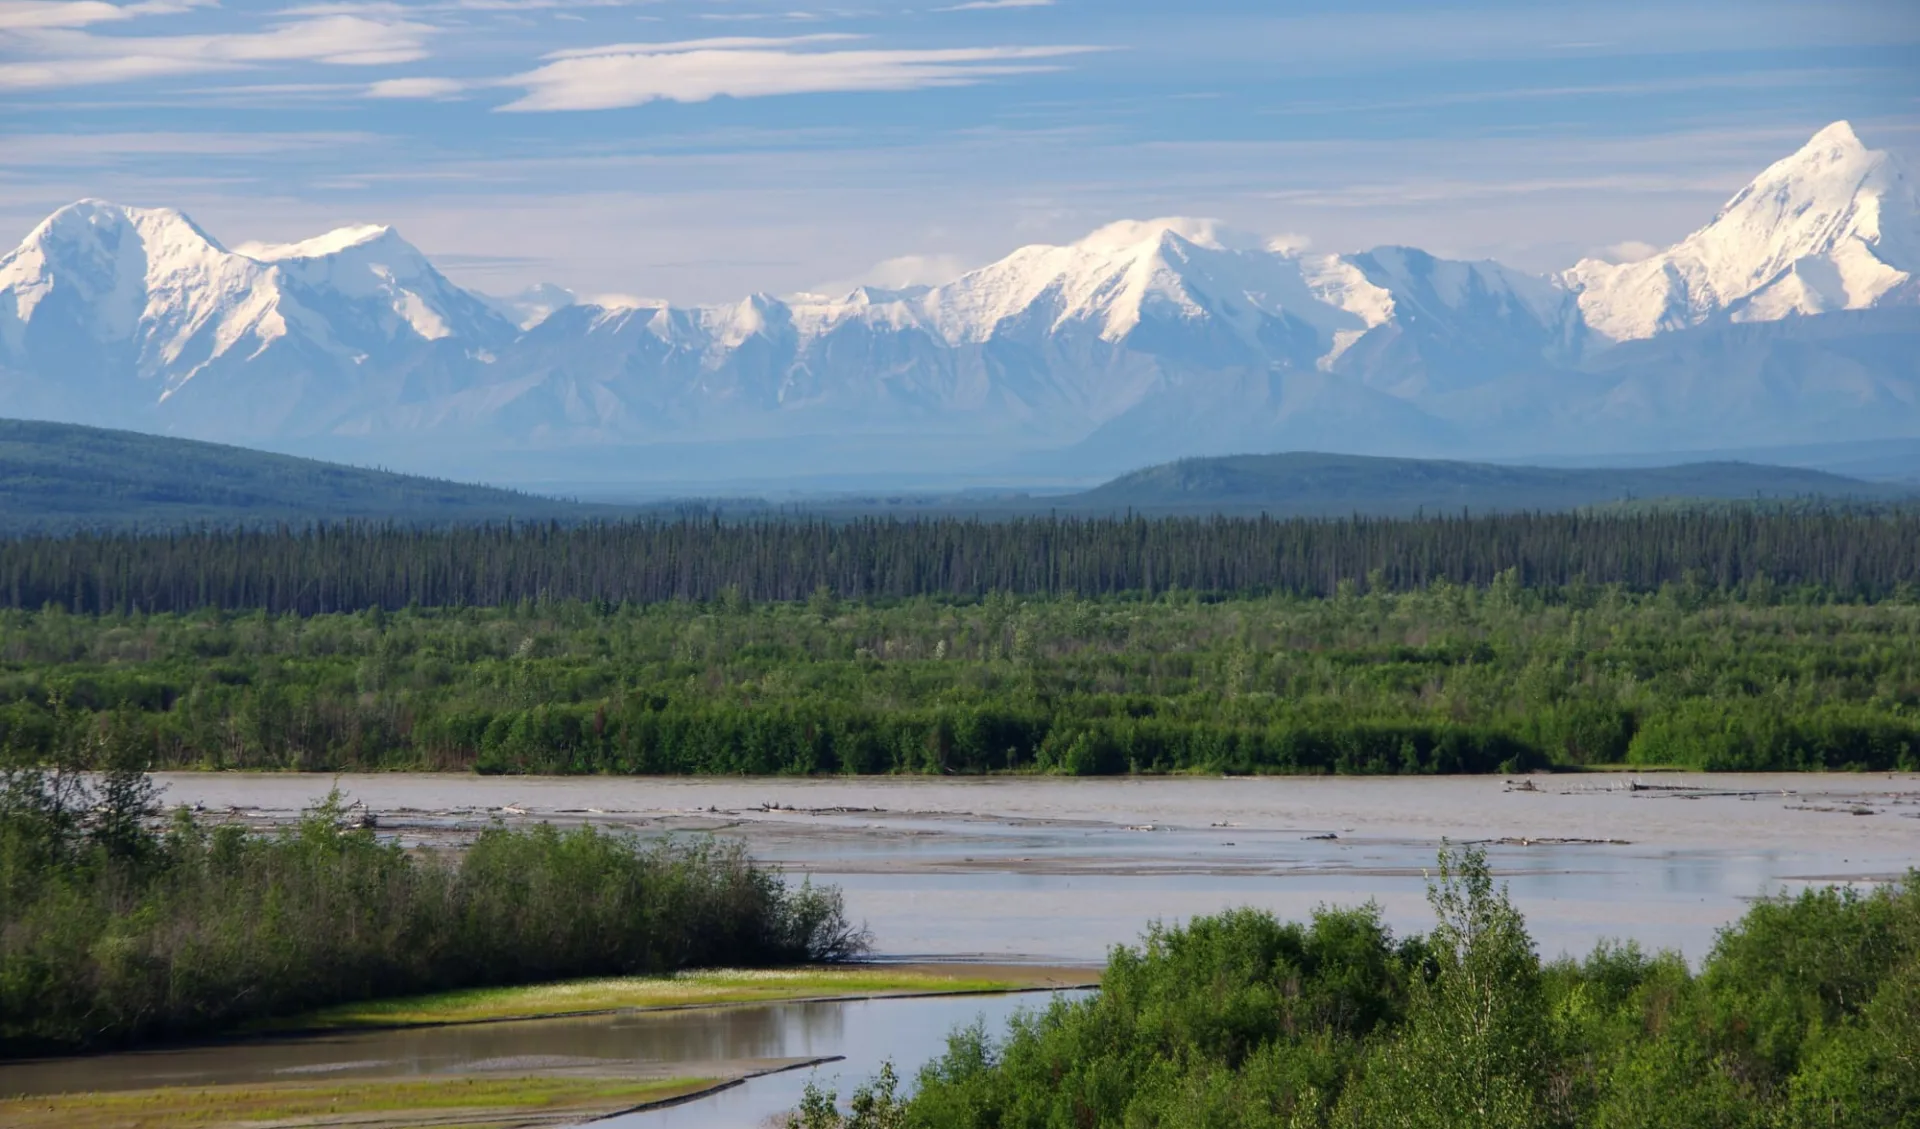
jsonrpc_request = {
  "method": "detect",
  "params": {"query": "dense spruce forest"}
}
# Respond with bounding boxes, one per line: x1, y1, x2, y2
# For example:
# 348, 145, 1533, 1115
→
4, 509, 1920, 614
2, 578, 1916, 774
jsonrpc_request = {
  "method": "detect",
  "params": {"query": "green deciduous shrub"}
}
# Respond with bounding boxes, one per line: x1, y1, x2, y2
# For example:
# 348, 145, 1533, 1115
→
849, 849, 1919, 1128
0, 765, 864, 1056
7, 589, 1916, 776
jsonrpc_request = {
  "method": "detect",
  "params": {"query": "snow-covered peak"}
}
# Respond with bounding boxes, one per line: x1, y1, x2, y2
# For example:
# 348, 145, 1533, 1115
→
236, 221, 511, 344
783, 285, 935, 337
28, 198, 228, 254
241, 223, 439, 285
0, 199, 271, 357
1688, 119, 1907, 285
1801, 120, 1864, 152
916, 216, 1358, 346
1565, 121, 1918, 341
701, 292, 794, 349
236, 224, 394, 262
4, 200, 237, 308
1074, 216, 1264, 254
1353, 245, 1571, 326
2, 199, 515, 395
836, 284, 932, 306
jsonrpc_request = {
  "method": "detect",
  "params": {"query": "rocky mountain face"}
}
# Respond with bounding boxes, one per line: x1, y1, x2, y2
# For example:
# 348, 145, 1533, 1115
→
2, 122, 1916, 480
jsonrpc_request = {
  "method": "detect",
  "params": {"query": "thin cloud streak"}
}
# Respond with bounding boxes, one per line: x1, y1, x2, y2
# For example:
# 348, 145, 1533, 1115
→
0, 0, 211, 31
359, 35, 1105, 111
0, 130, 379, 163
938, 0, 1055, 10
0, 14, 438, 89
544, 35, 863, 59
475, 39, 1105, 111
367, 75, 464, 98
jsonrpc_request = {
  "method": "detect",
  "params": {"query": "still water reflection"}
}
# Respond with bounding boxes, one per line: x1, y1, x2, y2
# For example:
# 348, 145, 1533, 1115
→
603, 992, 1082, 1129
809, 840, 1875, 965
0, 992, 1082, 1129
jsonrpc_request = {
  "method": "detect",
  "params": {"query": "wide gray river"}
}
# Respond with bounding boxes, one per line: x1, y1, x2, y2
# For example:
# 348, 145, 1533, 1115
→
150, 772, 1919, 961
8, 772, 1913, 1127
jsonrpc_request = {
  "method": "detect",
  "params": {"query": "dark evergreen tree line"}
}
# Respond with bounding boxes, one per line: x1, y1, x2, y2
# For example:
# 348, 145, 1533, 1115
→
6, 509, 1920, 615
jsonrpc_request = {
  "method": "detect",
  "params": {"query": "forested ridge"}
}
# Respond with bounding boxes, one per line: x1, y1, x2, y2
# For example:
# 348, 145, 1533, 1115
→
0, 418, 608, 533
3, 582, 1916, 775
6, 508, 1920, 615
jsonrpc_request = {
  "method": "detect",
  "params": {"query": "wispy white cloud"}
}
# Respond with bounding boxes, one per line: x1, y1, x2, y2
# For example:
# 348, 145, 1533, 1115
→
1166, 1, 1920, 69
367, 34, 1100, 109
694, 10, 827, 21
482, 35, 1101, 111
0, 52, 225, 85
1259, 173, 1746, 209
0, 14, 437, 88
546, 34, 861, 59
0, 0, 210, 31
581, 290, 669, 308
938, 0, 1054, 10
0, 130, 378, 163
367, 74, 465, 98
451, 0, 658, 8
1595, 239, 1662, 262
1257, 68, 1884, 118
286, 0, 658, 12
809, 251, 973, 295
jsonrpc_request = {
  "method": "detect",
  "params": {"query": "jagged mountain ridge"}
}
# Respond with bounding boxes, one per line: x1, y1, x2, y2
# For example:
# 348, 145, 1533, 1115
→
1564, 122, 1918, 342
1, 121, 1916, 478
0, 200, 514, 437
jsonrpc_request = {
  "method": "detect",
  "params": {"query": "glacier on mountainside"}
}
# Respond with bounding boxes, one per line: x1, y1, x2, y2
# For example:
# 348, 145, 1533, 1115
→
1565, 121, 1918, 342
2, 122, 1917, 480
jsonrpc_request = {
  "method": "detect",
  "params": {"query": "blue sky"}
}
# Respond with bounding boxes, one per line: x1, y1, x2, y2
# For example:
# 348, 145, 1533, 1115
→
4, 0, 1917, 302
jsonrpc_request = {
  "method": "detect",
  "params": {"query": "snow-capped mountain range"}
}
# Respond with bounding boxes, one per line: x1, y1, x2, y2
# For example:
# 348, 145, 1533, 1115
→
3, 121, 1916, 481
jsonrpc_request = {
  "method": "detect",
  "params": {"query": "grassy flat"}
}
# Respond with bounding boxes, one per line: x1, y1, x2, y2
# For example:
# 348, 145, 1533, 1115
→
0, 1074, 716, 1129
268, 964, 1091, 1032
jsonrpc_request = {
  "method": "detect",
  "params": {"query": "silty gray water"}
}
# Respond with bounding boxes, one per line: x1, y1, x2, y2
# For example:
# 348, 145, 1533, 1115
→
37, 772, 1910, 1126
0, 991, 1083, 1129
600, 992, 1088, 1129
150, 772, 1920, 960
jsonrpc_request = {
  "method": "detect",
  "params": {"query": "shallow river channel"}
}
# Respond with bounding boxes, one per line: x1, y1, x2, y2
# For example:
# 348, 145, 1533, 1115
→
8, 772, 1915, 1126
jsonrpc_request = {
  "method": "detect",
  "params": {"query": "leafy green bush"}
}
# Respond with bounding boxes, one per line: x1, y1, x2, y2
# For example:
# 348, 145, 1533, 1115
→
0, 764, 864, 1056
817, 850, 1919, 1128
4, 587, 1917, 775
1628, 700, 1920, 771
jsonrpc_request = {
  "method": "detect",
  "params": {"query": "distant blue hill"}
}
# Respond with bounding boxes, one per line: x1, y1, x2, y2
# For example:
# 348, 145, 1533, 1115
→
1063, 452, 1914, 516
0, 418, 610, 533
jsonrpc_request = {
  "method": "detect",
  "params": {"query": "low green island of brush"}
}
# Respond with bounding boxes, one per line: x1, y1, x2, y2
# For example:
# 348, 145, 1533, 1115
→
267, 964, 1095, 1032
